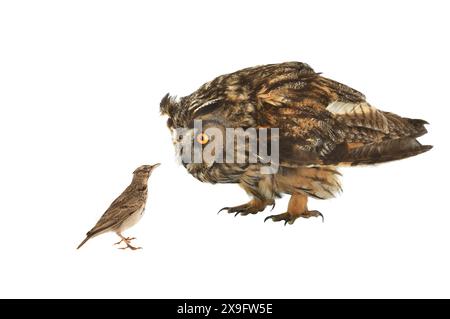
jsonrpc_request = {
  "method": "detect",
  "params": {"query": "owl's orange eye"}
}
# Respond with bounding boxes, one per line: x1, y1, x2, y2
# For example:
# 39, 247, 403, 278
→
196, 132, 209, 145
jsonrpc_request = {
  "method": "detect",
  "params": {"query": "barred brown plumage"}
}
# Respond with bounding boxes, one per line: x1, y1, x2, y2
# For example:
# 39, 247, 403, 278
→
160, 62, 432, 225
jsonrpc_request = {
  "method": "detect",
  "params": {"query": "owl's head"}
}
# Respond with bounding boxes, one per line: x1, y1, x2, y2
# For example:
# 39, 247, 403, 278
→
160, 93, 231, 181
160, 92, 225, 127
160, 95, 251, 183
160, 92, 279, 181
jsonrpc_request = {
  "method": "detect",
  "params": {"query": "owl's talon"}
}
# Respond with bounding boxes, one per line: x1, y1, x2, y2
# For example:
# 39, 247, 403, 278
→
264, 210, 323, 225
309, 210, 325, 223
218, 200, 274, 217
217, 207, 230, 214
264, 212, 291, 223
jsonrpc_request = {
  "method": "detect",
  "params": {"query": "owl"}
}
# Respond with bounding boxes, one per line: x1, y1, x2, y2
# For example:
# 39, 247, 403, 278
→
160, 62, 431, 225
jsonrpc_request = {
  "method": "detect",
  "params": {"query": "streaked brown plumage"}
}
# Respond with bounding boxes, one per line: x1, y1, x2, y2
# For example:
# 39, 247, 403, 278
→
160, 62, 431, 224
77, 164, 160, 249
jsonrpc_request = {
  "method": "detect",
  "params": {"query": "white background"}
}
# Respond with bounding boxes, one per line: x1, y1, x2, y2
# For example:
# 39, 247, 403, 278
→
0, 0, 448, 298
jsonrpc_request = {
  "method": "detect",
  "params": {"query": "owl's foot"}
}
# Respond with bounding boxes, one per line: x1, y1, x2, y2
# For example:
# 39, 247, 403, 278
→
218, 199, 275, 217
264, 210, 324, 225
264, 193, 323, 225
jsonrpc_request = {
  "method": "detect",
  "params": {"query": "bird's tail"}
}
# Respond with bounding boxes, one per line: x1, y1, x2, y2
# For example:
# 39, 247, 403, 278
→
328, 137, 432, 166
76, 236, 91, 250
325, 113, 432, 166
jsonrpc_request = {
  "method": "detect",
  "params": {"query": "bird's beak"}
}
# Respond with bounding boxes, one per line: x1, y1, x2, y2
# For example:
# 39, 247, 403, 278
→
151, 163, 161, 169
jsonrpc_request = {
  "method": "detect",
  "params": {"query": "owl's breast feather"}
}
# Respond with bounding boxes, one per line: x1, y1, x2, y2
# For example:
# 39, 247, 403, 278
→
186, 163, 245, 184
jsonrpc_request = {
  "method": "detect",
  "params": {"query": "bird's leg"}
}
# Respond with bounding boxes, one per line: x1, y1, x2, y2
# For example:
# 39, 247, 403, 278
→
115, 234, 142, 250
264, 193, 323, 225
218, 198, 275, 216
113, 236, 136, 245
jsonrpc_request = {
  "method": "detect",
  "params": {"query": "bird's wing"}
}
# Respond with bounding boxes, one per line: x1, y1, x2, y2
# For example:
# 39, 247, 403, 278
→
255, 69, 430, 166
255, 71, 367, 165
87, 190, 145, 236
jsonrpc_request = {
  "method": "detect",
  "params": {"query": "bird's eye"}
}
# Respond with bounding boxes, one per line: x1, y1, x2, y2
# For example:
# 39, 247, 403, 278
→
178, 134, 183, 141
196, 132, 209, 145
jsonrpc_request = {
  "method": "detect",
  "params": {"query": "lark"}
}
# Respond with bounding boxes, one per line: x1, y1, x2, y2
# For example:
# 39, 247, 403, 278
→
77, 164, 160, 250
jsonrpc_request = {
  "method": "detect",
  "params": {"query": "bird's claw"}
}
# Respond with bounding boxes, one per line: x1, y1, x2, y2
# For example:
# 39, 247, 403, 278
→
218, 205, 261, 216
113, 237, 136, 245
218, 200, 275, 217
264, 212, 294, 225
114, 236, 141, 250
119, 244, 142, 251
264, 210, 324, 225
217, 207, 230, 214
308, 210, 325, 223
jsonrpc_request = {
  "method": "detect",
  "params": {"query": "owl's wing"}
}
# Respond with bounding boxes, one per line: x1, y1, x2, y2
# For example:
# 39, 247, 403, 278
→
255, 73, 365, 165
256, 71, 430, 166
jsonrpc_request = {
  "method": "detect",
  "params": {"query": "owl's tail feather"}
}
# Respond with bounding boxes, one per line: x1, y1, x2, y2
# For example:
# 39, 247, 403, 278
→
406, 118, 429, 138
328, 137, 432, 166
383, 112, 429, 138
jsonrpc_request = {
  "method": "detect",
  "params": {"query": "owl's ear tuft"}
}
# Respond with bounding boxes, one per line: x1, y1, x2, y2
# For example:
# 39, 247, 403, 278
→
160, 93, 178, 117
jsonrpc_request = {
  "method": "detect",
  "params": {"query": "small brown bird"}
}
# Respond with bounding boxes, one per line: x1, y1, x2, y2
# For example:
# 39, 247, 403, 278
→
77, 164, 160, 250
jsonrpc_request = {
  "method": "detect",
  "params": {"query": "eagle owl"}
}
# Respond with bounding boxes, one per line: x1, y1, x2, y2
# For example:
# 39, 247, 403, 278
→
160, 62, 431, 225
